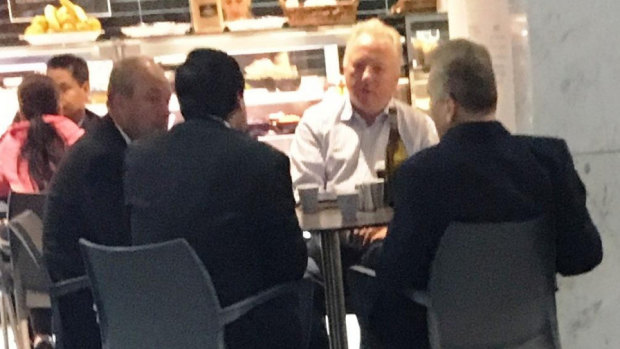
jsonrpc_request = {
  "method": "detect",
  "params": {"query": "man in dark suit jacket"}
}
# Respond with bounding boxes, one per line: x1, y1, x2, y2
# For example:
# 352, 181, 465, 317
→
125, 49, 307, 349
47, 54, 103, 133
43, 56, 172, 349
372, 39, 603, 348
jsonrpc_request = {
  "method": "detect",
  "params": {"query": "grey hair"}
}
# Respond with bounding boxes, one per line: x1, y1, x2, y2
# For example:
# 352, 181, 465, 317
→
428, 39, 497, 114
343, 18, 403, 66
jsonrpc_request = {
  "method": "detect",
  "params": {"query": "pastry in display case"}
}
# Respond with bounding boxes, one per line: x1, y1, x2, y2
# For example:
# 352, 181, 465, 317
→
244, 52, 300, 92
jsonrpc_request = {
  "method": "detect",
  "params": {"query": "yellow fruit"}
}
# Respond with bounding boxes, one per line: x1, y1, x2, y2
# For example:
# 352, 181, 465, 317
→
76, 22, 90, 31
60, 0, 88, 22
72, 5, 88, 22
31, 15, 48, 29
24, 24, 45, 35
86, 17, 101, 31
56, 6, 71, 25
44, 5, 60, 31
62, 22, 76, 31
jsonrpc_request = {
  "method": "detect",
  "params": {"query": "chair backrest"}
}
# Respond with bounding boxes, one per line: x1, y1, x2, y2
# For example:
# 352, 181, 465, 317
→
7, 210, 51, 292
7, 192, 46, 220
79, 238, 224, 349
80, 238, 310, 349
427, 217, 560, 349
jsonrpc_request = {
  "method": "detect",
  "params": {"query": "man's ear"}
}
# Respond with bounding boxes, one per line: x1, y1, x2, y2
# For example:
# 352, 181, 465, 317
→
446, 96, 457, 124
82, 81, 91, 94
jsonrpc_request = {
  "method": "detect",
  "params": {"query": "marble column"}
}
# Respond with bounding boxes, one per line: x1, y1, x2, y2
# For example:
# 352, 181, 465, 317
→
526, 1, 620, 347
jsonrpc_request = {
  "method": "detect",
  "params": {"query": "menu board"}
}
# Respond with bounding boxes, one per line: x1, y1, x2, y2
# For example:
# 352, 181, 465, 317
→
8, 0, 111, 23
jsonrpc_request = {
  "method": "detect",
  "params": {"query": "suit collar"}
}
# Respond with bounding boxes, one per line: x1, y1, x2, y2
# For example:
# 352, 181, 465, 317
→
185, 116, 230, 130
441, 121, 510, 145
99, 115, 129, 148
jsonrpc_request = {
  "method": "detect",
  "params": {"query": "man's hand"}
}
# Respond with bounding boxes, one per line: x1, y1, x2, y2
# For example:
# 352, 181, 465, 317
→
354, 225, 388, 246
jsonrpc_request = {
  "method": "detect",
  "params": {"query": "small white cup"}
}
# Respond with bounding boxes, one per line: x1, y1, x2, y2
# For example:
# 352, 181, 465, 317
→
297, 184, 319, 213
337, 191, 358, 220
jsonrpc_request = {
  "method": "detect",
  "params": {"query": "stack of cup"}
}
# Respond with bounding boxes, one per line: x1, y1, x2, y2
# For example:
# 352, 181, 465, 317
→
297, 184, 319, 213
356, 179, 385, 212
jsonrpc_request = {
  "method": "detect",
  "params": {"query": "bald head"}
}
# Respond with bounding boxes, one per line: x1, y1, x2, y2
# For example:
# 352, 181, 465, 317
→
107, 56, 171, 140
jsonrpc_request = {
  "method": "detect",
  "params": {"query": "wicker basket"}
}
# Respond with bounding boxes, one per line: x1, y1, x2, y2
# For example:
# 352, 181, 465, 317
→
391, 0, 436, 14
279, 0, 359, 27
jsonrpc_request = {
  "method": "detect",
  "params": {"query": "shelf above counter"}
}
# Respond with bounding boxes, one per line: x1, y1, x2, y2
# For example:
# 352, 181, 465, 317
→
128, 25, 353, 58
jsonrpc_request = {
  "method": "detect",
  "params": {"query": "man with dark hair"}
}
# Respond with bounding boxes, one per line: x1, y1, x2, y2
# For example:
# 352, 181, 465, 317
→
375, 38, 603, 348
43, 56, 171, 349
124, 48, 307, 349
47, 54, 102, 132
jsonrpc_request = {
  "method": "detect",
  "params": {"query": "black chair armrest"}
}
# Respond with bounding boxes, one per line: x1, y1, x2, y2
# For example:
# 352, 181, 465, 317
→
219, 280, 301, 325
348, 265, 376, 278
50, 276, 90, 298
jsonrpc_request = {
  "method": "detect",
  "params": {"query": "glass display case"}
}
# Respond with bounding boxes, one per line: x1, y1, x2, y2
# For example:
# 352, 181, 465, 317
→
404, 12, 449, 112
0, 26, 353, 154
0, 18, 449, 154
126, 26, 352, 153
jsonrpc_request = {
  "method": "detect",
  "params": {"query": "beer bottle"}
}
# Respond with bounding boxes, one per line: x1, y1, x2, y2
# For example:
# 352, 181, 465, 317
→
384, 107, 408, 206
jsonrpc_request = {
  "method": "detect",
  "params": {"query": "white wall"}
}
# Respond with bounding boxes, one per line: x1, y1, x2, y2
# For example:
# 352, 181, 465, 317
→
526, 1, 620, 347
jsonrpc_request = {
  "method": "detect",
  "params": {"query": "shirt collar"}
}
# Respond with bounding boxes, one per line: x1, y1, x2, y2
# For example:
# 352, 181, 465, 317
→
340, 97, 395, 125
113, 122, 132, 144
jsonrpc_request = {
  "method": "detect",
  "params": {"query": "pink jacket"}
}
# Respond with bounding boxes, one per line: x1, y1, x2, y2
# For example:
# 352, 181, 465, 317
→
0, 115, 84, 198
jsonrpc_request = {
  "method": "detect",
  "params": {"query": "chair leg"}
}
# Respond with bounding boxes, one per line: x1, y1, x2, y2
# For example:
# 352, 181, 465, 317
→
13, 285, 29, 349
0, 292, 9, 349
2, 293, 20, 349
18, 321, 28, 349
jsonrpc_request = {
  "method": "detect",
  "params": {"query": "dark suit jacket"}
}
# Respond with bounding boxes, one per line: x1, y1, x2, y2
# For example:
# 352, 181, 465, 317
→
371, 121, 602, 348
43, 115, 131, 349
378, 121, 602, 291
125, 118, 308, 349
80, 109, 103, 133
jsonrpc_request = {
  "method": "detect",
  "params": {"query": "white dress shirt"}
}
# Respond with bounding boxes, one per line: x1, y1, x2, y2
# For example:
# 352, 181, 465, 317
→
290, 94, 438, 197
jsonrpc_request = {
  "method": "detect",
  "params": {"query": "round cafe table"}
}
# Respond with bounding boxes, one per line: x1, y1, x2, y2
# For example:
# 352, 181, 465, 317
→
296, 202, 393, 349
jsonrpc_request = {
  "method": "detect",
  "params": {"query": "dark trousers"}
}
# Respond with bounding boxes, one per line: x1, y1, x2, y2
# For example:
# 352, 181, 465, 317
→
306, 233, 429, 349
30, 308, 52, 336
55, 290, 101, 349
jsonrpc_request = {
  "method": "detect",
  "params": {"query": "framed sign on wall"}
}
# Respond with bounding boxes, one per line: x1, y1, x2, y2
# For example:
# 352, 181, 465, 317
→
8, 0, 112, 23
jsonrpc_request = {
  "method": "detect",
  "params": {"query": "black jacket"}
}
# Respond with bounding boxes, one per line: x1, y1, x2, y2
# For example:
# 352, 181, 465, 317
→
43, 115, 131, 349
378, 121, 602, 291
125, 117, 307, 349
80, 109, 104, 133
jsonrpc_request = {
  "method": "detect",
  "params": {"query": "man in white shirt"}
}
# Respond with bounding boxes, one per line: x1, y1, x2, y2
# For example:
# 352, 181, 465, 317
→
289, 18, 438, 348
290, 18, 437, 244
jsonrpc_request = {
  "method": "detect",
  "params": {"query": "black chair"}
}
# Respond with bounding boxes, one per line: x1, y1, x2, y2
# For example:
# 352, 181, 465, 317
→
348, 218, 560, 349
7, 192, 46, 220
80, 238, 313, 349
8, 211, 89, 349
420, 218, 560, 349
5, 192, 46, 349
